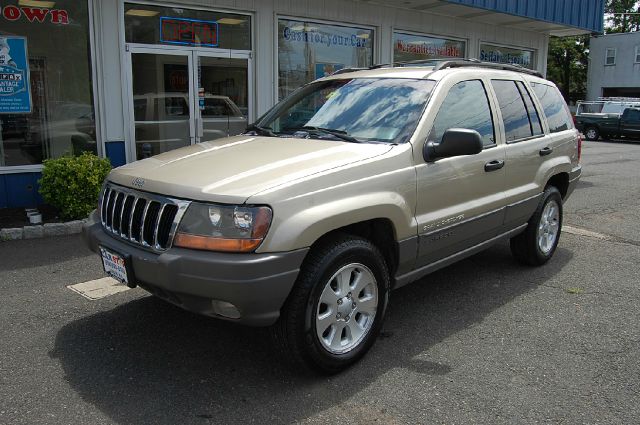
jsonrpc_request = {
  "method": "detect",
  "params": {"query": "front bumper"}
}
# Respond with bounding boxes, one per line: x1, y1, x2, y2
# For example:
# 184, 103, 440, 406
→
566, 165, 582, 200
82, 211, 308, 326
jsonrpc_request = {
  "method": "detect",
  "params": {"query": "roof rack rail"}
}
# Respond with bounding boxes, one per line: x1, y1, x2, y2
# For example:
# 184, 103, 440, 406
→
432, 59, 544, 78
330, 67, 368, 75
330, 59, 544, 78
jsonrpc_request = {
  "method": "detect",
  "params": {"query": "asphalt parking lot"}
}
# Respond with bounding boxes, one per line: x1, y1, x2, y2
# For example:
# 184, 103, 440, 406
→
1, 139, 639, 424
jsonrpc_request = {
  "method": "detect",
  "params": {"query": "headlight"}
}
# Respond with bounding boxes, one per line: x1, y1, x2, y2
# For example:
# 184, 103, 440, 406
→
173, 203, 272, 253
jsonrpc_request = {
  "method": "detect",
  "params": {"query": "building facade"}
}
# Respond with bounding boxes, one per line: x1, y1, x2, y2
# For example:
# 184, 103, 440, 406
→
587, 31, 640, 100
0, 0, 604, 208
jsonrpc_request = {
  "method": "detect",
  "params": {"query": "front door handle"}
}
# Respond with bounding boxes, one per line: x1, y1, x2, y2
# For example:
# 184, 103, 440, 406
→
539, 146, 553, 156
484, 159, 504, 172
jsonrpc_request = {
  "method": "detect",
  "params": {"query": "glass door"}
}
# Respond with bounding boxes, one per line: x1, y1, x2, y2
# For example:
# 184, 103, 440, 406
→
128, 48, 195, 160
127, 48, 251, 160
194, 52, 250, 143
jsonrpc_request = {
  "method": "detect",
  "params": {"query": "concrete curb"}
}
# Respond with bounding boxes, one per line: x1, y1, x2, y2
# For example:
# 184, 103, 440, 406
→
0, 219, 86, 242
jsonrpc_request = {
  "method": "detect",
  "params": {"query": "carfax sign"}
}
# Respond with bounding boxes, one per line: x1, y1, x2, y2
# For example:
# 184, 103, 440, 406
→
0, 36, 31, 114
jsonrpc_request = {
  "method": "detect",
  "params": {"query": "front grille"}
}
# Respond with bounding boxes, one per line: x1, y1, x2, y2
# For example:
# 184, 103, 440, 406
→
99, 183, 189, 252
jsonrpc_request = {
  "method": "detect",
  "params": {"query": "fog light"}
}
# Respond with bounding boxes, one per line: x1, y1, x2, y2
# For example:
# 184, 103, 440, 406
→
211, 300, 241, 319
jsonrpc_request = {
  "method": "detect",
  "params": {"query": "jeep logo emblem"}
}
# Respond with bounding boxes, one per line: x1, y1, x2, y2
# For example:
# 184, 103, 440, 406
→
131, 177, 145, 188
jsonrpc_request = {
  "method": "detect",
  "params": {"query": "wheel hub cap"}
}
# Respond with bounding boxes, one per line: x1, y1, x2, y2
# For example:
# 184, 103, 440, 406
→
315, 263, 378, 354
537, 199, 560, 255
336, 295, 354, 319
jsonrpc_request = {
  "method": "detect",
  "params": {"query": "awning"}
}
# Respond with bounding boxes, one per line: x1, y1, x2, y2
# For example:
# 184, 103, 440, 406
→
355, 0, 605, 36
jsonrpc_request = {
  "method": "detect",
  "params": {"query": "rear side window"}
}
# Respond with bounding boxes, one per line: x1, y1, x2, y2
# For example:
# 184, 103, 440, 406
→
430, 80, 495, 147
531, 82, 573, 133
491, 80, 535, 142
516, 81, 543, 136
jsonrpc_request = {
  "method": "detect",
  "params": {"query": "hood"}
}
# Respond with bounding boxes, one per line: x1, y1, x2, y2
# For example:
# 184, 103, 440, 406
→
108, 136, 394, 204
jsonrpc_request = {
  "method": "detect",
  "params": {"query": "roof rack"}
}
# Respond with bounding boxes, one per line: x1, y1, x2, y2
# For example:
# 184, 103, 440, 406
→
330, 67, 368, 75
330, 58, 544, 78
432, 59, 544, 78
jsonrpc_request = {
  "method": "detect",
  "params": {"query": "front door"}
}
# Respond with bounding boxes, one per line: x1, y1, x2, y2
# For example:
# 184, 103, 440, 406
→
127, 48, 251, 160
414, 78, 506, 268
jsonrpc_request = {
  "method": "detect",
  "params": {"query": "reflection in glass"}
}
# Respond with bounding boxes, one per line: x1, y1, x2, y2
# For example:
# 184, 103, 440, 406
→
278, 19, 373, 100
430, 80, 495, 146
491, 80, 533, 142
259, 78, 435, 144
531, 83, 572, 133
124, 3, 251, 50
0, 0, 95, 167
197, 57, 248, 141
393, 32, 465, 63
131, 53, 191, 160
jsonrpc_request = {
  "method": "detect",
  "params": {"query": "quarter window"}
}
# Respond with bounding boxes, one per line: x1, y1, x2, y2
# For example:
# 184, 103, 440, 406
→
531, 82, 573, 133
430, 80, 495, 147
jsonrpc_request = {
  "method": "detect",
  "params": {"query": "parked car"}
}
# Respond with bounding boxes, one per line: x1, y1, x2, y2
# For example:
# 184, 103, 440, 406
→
576, 107, 640, 141
84, 60, 582, 373
133, 93, 246, 158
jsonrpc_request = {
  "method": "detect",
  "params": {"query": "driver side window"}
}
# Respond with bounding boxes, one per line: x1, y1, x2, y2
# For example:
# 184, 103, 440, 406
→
430, 80, 495, 147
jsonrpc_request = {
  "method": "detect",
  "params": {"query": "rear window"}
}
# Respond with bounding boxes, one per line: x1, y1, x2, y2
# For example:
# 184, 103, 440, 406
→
530, 82, 573, 133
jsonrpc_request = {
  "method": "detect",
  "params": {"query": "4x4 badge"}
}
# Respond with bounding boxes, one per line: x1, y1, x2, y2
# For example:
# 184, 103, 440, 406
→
131, 177, 145, 188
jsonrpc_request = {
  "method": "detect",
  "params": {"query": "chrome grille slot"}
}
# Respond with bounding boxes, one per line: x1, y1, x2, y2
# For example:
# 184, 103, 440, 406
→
112, 192, 125, 233
142, 201, 161, 246
100, 183, 189, 252
120, 195, 135, 238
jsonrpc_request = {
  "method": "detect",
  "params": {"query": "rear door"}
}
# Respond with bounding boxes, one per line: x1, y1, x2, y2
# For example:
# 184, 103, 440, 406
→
414, 78, 506, 268
489, 79, 549, 229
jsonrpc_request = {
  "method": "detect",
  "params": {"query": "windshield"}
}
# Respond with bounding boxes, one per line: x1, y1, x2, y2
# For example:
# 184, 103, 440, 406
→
256, 78, 436, 144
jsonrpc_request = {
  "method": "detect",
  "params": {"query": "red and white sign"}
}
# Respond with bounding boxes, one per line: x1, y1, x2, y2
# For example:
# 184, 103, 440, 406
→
1, 5, 69, 25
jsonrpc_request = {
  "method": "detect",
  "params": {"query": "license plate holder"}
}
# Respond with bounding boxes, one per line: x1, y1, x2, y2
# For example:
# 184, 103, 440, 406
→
100, 246, 133, 286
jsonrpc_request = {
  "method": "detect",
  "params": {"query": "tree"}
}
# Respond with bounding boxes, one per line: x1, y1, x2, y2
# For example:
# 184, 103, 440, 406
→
605, 0, 640, 33
546, 36, 589, 102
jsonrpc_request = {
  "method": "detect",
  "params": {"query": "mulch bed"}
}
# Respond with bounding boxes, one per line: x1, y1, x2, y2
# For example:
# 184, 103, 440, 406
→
0, 204, 62, 229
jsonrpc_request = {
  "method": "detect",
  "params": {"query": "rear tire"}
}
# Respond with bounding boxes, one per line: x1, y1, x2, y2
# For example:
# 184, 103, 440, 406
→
584, 126, 600, 141
510, 186, 563, 266
270, 234, 390, 374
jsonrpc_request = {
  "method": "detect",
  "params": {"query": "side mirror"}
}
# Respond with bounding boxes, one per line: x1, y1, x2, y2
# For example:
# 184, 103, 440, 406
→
423, 128, 483, 162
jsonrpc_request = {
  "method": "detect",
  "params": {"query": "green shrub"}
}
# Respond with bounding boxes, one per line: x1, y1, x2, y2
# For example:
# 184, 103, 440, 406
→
39, 152, 112, 220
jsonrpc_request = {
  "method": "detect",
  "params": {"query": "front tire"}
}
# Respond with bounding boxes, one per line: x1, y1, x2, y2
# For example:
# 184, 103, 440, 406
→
510, 186, 563, 266
271, 235, 390, 374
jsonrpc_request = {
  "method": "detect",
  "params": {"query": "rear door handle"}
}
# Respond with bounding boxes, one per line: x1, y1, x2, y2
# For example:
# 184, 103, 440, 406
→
539, 146, 553, 156
484, 159, 504, 172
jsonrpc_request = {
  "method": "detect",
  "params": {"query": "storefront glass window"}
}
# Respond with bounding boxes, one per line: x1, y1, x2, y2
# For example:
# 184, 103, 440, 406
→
479, 43, 535, 69
393, 32, 465, 63
124, 3, 251, 51
0, 0, 95, 168
278, 19, 374, 100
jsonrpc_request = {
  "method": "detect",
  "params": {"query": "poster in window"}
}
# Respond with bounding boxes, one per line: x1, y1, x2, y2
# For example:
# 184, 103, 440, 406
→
0, 36, 32, 114
479, 43, 534, 69
393, 33, 465, 62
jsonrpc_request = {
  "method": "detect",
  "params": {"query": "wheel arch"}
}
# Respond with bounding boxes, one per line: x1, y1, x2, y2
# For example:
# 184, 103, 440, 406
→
546, 172, 570, 200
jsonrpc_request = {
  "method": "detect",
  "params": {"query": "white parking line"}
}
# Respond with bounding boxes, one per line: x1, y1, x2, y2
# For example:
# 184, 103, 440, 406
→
67, 277, 131, 300
564, 225, 614, 241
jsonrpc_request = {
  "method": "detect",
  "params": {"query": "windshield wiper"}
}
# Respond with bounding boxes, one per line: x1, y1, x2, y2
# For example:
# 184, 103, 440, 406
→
244, 124, 277, 137
295, 126, 361, 143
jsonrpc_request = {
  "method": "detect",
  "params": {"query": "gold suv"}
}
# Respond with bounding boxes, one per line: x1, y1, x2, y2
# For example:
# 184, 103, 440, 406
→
84, 60, 582, 373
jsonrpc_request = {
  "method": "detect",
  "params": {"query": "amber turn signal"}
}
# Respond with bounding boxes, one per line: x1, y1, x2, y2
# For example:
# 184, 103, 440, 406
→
173, 233, 264, 252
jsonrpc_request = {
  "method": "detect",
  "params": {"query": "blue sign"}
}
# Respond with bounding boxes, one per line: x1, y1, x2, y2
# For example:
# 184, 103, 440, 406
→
0, 36, 31, 114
